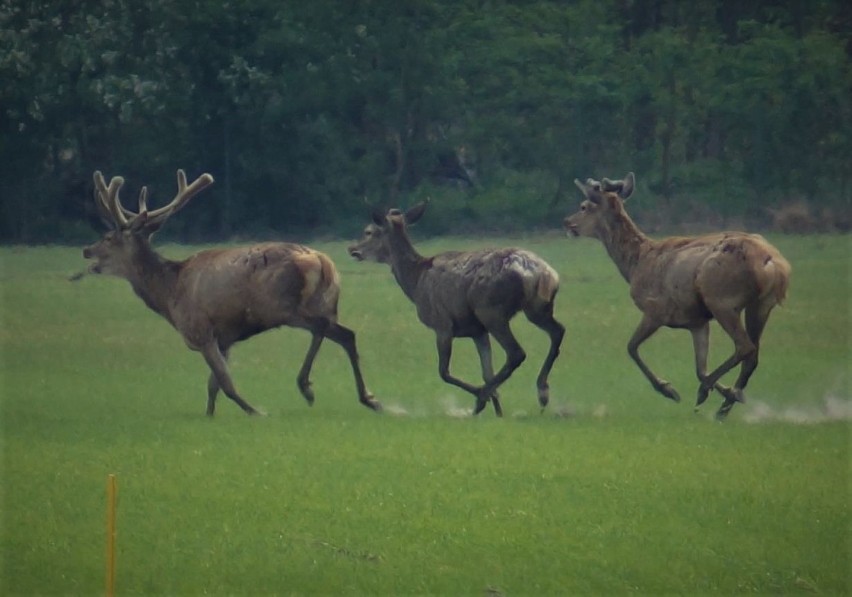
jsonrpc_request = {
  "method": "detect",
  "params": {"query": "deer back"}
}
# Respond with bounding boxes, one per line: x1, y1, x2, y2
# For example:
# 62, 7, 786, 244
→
411, 248, 558, 329
171, 243, 340, 347
628, 232, 790, 326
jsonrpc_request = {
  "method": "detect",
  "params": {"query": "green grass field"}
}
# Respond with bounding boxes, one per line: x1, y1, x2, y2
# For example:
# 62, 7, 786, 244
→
1, 234, 849, 595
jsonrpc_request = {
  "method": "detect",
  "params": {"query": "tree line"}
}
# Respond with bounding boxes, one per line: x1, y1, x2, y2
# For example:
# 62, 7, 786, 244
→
1, 0, 850, 243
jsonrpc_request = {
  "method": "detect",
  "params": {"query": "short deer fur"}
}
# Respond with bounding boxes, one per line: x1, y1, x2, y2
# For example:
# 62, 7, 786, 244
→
83, 169, 381, 415
348, 202, 565, 416
565, 172, 791, 419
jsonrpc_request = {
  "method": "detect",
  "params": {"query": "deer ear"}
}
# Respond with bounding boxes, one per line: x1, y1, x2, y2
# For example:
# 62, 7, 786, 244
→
404, 199, 429, 225
129, 211, 149, 233
129, 211, 163, 236
620, 172, 635, 200
363, 196, 385, 226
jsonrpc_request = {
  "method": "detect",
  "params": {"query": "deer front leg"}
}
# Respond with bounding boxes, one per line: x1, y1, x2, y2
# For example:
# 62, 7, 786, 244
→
205, 346, 229, 415
201, 342, 269, 416
627, 316, 681, 403
472, 334, 502, 417
435, 333, 489, 415
200, 341, 262, 415
206, 372, 219, 416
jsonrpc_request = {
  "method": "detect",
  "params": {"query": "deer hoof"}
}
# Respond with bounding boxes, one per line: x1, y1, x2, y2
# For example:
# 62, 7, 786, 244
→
695, 384, 712, 406
538, 385, 550, 409
659, 381, 681, 402
715, 405, 734, 421
361, 395, 382, 412
717, 387, 745, 404
298, 380, 315, 405
473, 397, 489, 416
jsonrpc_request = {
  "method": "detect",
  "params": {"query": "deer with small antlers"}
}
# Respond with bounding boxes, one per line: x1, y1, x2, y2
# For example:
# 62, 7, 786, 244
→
348, 202, 565, 416
83, 169, 381, 415
564, 172, 790, 419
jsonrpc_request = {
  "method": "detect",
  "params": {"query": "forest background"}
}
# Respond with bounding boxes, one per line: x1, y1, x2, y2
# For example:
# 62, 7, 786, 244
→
2, 0, 850, 243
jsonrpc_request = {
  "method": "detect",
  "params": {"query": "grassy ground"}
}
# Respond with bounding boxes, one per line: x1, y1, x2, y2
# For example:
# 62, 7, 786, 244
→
1, 234, 849, 595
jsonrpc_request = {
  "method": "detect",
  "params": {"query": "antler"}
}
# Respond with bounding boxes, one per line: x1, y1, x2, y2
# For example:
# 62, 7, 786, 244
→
92, 169, 214, 230
601, 178, 622, 192
93, 171, 129, 229
144, 169, 215, 227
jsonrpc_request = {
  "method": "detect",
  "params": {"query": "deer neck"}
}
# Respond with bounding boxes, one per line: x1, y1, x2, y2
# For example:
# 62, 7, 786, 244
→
125, 243, 182, 322
598, 209, 649, 282
387, 230, 428, 302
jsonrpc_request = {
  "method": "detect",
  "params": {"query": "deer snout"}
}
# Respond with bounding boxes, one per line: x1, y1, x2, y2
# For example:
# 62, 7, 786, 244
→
82, 245, 103, 273
347, 246, 363, 261
563, 218, 579, 237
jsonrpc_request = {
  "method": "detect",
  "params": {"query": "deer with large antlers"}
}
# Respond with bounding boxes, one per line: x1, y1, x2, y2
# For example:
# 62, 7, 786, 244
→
83, 169, 381, 415
348, 202, 565, 416
564, 172, 790, 419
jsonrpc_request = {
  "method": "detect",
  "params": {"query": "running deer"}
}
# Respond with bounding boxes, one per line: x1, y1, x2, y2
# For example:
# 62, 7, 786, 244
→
564, 172, 791, 419
348, 202, 565, 416
82, 169, 381, 415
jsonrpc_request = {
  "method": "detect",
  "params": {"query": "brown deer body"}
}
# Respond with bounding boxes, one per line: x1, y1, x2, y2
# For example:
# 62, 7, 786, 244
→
83, 170, 380, 415
348, 203, 565, 416
564, 172, 790, 419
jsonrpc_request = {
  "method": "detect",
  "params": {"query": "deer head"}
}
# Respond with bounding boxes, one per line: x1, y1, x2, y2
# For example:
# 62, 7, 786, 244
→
348, 201, 429, 263
83, 170, 214, 276
564, 172, 635, 238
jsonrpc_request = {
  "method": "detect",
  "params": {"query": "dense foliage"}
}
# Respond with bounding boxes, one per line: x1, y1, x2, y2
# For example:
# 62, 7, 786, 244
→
2, 0, 850, 242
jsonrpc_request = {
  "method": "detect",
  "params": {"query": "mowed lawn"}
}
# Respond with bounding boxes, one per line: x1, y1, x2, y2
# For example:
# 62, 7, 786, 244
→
1, 233, 849, 595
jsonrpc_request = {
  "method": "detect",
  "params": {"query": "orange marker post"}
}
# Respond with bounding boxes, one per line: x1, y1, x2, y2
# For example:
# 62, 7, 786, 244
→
105, 474, 117, 597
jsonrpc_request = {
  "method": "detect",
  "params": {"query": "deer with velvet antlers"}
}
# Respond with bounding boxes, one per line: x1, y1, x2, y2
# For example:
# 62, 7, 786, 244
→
348, 201, 565, 416
82, 169, 381, 415
564, 172, 790, 419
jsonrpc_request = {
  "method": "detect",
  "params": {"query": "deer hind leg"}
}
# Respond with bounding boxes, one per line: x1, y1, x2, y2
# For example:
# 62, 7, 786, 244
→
627, 315, 681, 402
524, 302, 565, 412
472, 333, 502, 417
436, 333, 490, 415
699, 307, 757, 419
690, 324, 737, 410
477, 312, 527, 414
201, 341, 261, 415
323, 321, 381, 411
296, 330, 325, 406
733, 302, 774, 393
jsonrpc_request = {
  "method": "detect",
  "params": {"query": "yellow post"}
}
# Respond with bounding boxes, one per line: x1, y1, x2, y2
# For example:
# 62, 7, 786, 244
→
106, 474, 117, 597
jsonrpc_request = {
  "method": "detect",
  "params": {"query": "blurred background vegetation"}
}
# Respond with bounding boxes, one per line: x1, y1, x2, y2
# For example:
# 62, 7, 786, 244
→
1, 0, 850, 243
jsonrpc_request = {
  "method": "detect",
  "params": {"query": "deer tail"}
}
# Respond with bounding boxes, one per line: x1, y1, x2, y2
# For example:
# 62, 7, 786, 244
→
758, 249, 791, 306
536, 264, 560, 303
317, 251, 341, 289
314, 252, 341, 313
295, 250, 341, 317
